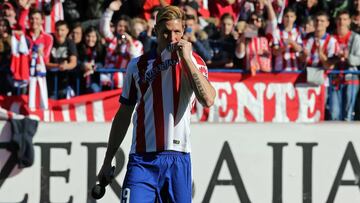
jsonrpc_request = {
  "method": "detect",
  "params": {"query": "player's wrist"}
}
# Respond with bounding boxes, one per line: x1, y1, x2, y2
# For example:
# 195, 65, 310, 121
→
103, 157, 113, 165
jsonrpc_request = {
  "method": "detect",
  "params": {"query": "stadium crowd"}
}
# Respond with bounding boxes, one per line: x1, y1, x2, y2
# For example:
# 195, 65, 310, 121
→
1, 0, 360, 121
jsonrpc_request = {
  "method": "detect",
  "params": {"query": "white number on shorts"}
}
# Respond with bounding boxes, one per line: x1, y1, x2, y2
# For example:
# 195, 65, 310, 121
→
122, 188, 131, 203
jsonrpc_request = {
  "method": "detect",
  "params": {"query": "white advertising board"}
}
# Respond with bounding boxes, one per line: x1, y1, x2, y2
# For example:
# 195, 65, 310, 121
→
1, 122, 360, 203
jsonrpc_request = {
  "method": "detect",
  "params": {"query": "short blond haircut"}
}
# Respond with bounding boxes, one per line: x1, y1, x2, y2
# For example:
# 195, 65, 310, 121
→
130, 17, 148, 37
156, 6, 185, 26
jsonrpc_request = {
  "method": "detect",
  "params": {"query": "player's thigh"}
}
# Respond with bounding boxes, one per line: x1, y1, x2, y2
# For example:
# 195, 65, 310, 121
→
121, 157, 158, 203
121, 183, 156, 203
166, 153, 192, 203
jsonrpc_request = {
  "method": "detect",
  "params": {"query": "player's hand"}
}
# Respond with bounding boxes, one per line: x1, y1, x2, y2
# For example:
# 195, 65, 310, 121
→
97, 163, 113, 185
83, 62, 94, 77
19, 0, 34, 9
59, 62, 68, 71
109, 0, 122, 11
176, 39, 192, 61
285, 38, 296, 48
339, 49, 349, 61
123, 32, 133, 43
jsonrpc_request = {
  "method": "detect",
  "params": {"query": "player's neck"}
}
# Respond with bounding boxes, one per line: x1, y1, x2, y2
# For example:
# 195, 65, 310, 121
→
56, 37, 66, 44
284, 23, 293, 31
314, 30, 326, 39
337, 27, 350, 37
31, 28, 42, 39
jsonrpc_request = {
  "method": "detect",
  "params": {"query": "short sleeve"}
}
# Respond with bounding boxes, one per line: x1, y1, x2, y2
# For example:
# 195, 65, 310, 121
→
119, 58, 139, 105
190, 51, 208, 79
67, 39, 78, 57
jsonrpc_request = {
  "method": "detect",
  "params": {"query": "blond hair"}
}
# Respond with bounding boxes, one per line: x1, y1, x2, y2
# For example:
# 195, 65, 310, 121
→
130, 17, 148, 37
156, 6, 185, 25
131, 18, 148, 28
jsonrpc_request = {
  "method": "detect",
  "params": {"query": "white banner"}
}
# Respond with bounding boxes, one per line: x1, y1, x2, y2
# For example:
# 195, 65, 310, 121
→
1, 122, 360, 203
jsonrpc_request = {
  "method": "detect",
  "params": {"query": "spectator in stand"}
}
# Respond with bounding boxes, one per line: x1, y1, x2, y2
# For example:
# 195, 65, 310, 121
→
300, 11, 338, 70
99, 0, 143, 89
69, 22, 83, 49
300, 11, 338, 117
233, 20, 247, 69
30, 0, 64, 33
273, 7, 303, 71
183, 14, 212, 63
300, 16, 315, 40
208, 0, 240, 23
351, 11, 360, 34
249, 0, 278, 41
17, 2, 53, 94
46, 20, 78, 99
329, 10, 360, 121
1, 1, 17, 28
18, 2, 53, 58
208, 13, 237, 68
248, 12, 265, 31
0, 18, 13, 95
182, 1, 209, 29
235, 0, 275, 74
77, 26, 106, 94
290, 0, 329, 27
235, 23, 272, 75
129, 17, 156, 54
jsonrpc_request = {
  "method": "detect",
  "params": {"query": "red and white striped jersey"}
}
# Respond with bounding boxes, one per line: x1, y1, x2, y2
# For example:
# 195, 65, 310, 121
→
273, 26, 303, 71
32, 0, 64, 33
244, 37, 272, 72
104, 39, 143, 69
304, 33, 339, 67
99, 9, 143, 88
100, 9, 143, 69
121, 49, 208, 154
102, 39, 143, 88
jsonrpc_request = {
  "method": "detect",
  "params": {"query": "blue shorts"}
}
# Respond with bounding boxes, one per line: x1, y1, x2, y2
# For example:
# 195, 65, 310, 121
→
121, 151, 192, 203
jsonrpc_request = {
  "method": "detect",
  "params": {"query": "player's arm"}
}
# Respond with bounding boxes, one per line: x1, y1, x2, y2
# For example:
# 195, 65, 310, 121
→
99, 1, 122, 39
98, 104, 135, 182
17, 0, 32, 32
177, 39, 216, 107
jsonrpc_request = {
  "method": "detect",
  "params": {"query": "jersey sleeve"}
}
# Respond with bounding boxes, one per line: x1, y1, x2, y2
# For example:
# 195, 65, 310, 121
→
99, 8, 115, 41
190, 51, 208, 79
119, 58, 139, 105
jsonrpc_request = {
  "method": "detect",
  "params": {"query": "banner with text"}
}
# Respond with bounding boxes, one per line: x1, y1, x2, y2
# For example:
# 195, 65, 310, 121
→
1, 122, 360, 203
0, 73, 325, 122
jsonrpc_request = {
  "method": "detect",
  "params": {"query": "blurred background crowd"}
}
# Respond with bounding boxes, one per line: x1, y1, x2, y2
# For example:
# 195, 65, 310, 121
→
1, 0, 360, 121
